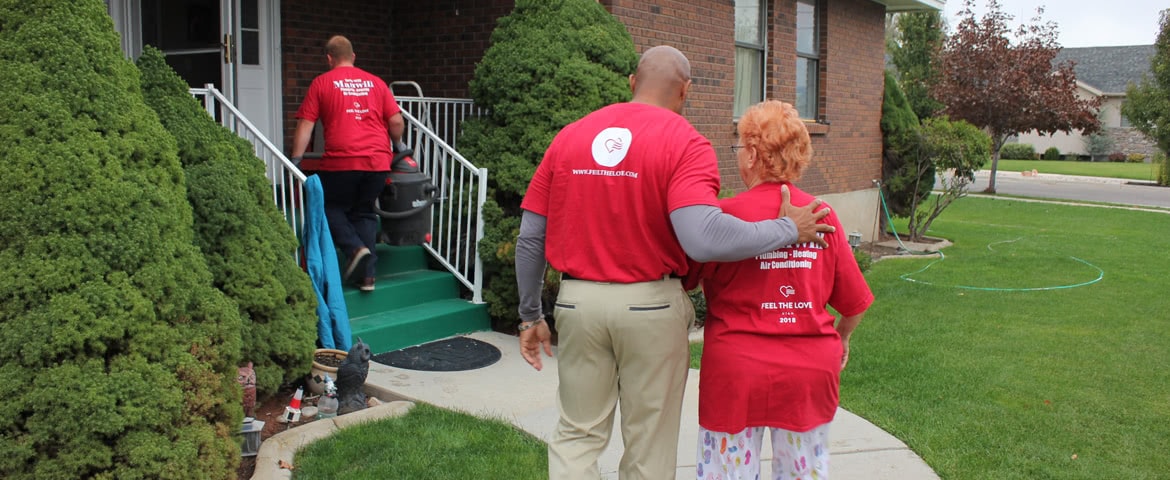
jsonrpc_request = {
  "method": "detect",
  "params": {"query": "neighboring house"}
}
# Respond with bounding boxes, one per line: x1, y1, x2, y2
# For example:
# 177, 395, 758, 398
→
1014, 45, 1158, 159
105, 0, 942, 243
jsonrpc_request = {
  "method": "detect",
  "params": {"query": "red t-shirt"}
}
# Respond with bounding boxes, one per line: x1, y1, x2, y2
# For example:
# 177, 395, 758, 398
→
684, 182, 874, 433
295, 66, 400, 171
521, 102, 720, 283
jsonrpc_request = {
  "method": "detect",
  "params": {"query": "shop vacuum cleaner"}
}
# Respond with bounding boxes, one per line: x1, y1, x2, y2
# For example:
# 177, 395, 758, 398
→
374, 148, 438, 245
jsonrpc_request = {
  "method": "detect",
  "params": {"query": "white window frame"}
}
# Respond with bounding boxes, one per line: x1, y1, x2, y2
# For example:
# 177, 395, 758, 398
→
795, 0, 820, 120
734, 0, 767, 118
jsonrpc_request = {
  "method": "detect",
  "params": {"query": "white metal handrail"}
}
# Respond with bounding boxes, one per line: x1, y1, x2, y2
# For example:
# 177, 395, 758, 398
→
391, 83, 486, 150
400, 109, 488, 303
188, 84, 488, 304
189, 85, 306, 263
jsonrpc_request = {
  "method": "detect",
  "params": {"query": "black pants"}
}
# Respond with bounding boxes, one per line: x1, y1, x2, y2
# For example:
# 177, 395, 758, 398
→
317, 170, 389, 278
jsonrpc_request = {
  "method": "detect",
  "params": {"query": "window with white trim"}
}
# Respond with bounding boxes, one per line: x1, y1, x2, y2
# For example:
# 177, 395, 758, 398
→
734, 0, 766, 118
795, 0, 820, 120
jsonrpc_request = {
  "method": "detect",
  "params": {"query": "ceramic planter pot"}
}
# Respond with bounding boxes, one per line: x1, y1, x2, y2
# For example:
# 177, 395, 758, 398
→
307, 348, 347, 396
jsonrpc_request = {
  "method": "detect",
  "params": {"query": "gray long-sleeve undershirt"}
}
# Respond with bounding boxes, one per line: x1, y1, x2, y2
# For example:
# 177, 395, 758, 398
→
515, 205, 800, 321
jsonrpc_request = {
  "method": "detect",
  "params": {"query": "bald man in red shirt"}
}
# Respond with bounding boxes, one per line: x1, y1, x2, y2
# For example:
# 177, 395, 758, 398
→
515, 46, 833, 480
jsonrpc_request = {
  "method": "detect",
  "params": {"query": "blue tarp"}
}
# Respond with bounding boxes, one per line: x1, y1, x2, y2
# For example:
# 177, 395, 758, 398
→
302, 175, 352, 351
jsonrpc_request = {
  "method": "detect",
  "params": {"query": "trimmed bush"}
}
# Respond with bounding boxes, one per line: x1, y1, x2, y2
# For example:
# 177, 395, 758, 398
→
458, 0, 638, 326
0, 1, 243, 478
137, 47, 318, 398
1000, 143, 1037, 160
1042, 146, 1062, 160
1108, 151, 1127, 162
1126, 153, 1147, 163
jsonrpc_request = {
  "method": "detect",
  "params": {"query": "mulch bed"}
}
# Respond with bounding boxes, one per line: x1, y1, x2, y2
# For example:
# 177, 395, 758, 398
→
237, 385, 311, 479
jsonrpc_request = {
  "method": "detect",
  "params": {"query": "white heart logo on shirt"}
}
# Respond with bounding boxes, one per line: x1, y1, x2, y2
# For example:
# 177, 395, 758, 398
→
591, 127, 633, 167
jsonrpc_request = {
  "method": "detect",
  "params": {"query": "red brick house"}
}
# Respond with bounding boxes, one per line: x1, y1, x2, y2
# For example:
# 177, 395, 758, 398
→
107, 0, 942, 244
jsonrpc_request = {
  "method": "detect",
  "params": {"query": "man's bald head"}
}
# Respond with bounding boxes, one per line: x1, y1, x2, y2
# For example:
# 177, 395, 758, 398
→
630, 46, 692, 114
326, 35, 355, 66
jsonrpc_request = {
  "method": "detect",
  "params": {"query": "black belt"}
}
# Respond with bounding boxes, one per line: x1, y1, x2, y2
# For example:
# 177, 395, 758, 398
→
561, 273, 680, 282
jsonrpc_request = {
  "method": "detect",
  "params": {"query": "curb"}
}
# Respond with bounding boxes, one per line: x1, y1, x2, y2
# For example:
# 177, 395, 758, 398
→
250, 400, 415, 480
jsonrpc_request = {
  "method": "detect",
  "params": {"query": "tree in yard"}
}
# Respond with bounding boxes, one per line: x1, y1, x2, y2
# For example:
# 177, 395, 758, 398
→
0, 1, 243, 478
1122, 9, 1170, 186
882, 71, 991, 242
1082, 110, 1116, 162
906, 118, 992, 241
933, 0, 1099, 193
458, 0, 637, 326
889, 10, 946, 121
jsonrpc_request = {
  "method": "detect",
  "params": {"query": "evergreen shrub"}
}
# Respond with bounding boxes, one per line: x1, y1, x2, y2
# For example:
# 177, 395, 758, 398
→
0, 1, 243, 478
880, 70, 931, 219
1042, 146, 1061, 160
458, 0, 638, 326
1155, 151, 1169, 185
137, 47, 318, 397
1126, 153, 1147, 163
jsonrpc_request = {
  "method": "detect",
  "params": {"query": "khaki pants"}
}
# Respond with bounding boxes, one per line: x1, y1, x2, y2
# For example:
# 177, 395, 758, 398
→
549, 277, 695, 480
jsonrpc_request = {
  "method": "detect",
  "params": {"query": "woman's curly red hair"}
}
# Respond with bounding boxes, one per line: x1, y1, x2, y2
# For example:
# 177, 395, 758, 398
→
737, 100, 812, 182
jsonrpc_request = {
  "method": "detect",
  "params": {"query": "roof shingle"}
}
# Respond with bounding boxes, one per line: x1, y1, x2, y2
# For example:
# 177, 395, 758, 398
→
1056, 45, 1155, 94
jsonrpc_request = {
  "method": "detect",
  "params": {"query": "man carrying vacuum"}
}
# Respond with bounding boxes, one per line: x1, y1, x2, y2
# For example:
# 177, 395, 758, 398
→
291, 35, 405, 292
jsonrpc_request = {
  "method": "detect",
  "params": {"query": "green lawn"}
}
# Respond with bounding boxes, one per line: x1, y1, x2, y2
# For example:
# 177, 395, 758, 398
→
993, 158, 1161, 181
293, 403, 547, 479
694, 197, 1170, 479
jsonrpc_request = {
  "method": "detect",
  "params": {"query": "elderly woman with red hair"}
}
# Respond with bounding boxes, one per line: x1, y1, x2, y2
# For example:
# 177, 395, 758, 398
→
685, 100, 873, 480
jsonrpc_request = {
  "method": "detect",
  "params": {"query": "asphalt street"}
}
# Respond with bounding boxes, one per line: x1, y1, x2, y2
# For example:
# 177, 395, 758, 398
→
943, 170, 1170, 209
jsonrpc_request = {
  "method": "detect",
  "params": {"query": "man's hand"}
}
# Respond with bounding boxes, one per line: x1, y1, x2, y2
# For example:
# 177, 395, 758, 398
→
519, 321, 553, 371
779, 184, 834, 248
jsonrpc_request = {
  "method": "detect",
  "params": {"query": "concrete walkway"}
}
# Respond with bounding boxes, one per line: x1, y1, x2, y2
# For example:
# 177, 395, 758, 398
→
363, 331, 939, 479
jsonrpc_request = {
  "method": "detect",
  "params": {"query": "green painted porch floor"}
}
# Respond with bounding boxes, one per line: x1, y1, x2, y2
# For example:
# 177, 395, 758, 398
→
340, 245, 489, 355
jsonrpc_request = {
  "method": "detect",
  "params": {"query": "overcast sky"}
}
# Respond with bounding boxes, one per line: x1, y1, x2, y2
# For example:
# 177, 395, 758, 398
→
941, 0, 1166, 48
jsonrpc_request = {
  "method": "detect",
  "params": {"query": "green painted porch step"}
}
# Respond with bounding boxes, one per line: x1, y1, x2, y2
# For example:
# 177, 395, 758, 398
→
338, 243, 488, 355
349, 298, 490, 355
343, 269, 458, 318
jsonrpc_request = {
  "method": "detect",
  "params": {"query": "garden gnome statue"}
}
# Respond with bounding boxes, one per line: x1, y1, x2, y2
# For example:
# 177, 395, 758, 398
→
336, 338, 371, 415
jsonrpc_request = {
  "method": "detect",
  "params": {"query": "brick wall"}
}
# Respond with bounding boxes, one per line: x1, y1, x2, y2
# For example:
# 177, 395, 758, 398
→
280, 0, 395, 147
389, 0, 513, 99
812, 0, 885, 194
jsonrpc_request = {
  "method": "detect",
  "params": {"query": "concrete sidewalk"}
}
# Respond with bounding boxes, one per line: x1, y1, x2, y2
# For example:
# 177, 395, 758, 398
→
365, 331, 939, 479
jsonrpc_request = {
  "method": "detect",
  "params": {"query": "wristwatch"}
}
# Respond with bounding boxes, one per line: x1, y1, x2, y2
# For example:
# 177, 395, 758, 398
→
517, 316, 545, 332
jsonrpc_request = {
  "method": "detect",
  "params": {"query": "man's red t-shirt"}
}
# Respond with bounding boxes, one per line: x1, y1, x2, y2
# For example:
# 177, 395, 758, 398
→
295, 66, 400, 172
684, 182, 874, 433
521, 102, 721, 283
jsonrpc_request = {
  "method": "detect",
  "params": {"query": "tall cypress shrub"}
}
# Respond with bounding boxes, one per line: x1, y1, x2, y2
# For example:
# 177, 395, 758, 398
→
458, 0, 637, 325
880, 70, 932, 222
137, 47, 318, 397
0, 1, 243, 478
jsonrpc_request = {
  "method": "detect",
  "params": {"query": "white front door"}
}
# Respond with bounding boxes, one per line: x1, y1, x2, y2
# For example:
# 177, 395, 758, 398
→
107, 0, 283, 151
231, 0, 283, 151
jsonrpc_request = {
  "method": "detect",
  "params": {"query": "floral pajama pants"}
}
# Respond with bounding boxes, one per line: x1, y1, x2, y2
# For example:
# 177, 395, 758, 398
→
696, 423, 830, 480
